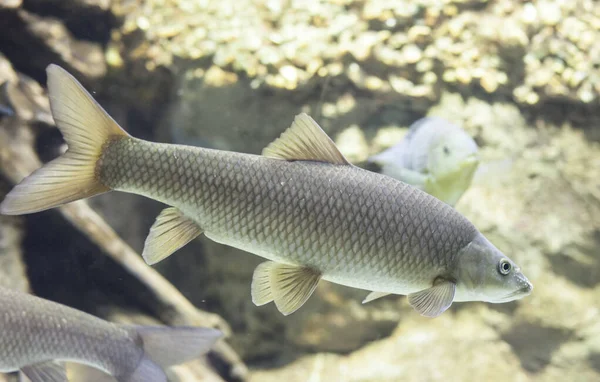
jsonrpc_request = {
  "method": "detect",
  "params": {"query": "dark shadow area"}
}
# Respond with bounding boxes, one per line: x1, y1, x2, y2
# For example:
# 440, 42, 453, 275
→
501, 322, 572, 373
34, 126, 65, 163
487, 300, 520, 315
22, 0, 117, 43
548, 231, 600, 288
590, 352, 600, 373
23, 209, 160, 319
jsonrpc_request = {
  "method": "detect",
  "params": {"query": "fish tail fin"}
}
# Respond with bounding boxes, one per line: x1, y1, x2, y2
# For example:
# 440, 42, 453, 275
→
0, 64, 129, 215
120, 326, 221, 382
119, 357, 166, 382
137, 325, 221, 365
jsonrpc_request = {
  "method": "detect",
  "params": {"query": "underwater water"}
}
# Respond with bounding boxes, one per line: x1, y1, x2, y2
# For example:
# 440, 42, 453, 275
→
0, 0, 599, 381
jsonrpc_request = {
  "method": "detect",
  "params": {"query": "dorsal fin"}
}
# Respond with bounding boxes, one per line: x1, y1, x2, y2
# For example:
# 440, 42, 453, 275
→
262, 113, 350, 165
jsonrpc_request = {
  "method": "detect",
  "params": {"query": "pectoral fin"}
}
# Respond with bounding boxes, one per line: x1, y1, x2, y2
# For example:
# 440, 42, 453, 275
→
142, 207, 203, 265
408, 279, 456, 318
20, 361, 67, 382
362, 291, 391, 303
251, 261, 321, 315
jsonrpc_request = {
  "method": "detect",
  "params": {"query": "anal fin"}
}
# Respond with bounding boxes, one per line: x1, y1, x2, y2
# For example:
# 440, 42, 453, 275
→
251, 261, 321, 316
362, 291, 391, 304
20, 361, 67, 382
408, 279, 456, 318
142, 207, 203, 265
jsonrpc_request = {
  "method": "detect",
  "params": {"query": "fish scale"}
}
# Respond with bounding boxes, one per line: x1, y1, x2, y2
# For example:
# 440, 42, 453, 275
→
98, 136, 474, 294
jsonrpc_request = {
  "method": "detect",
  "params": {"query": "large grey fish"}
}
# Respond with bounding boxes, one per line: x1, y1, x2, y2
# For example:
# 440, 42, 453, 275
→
0, 65, 532, 318
0, 287, 221, 382
368, 117, 479, 206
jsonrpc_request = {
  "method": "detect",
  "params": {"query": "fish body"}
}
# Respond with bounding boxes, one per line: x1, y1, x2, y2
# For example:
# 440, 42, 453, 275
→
369, 117, 479, 206
100, 138, 472, 296
0, 287, 220, 382
0, 65, 532, 318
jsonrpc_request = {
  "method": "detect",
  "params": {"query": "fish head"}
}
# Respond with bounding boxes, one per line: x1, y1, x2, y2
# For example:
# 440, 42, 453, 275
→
455, 233, 533, 303
423, 130, 480, 205
427, 128, 479, 181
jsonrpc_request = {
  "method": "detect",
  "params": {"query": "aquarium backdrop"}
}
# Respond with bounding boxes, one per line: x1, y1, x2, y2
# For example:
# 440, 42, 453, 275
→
0, 0, 599, 381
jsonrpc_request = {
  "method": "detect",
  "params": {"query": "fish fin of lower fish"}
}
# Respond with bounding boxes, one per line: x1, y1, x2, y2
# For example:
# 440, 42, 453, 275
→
251, 261, 322, 315
407, 279, 456, 318
127, 325, 222, 368
118, 357, 166, 382
20, 361, 67, 382
142, 207, 203, 265
0, 64, 130, 215
262, 113, 350, 165
362, 291, 391, 303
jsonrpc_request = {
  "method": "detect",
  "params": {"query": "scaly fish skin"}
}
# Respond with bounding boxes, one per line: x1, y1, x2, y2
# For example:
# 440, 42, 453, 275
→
99, 137, 475, 295
0, 287, 141, 376
0, 287, 220, 382
0, 65, 533, 318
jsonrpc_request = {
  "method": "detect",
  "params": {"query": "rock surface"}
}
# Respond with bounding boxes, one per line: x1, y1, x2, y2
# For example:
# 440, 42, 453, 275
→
0, 183, 28, 293
0, 6, 106, 83
250, 311, 530, 382
0, 54, 34, 295
111, 0, 600, 111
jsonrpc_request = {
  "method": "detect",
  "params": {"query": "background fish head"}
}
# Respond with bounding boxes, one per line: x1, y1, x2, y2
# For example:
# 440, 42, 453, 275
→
427, 126, 480, 182
454, 233, 533, 304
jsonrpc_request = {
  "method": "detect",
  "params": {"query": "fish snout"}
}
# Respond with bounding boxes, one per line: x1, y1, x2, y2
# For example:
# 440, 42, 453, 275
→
516, 273, 533, 296
522, 279, 533, 294
465, 153, 479, 163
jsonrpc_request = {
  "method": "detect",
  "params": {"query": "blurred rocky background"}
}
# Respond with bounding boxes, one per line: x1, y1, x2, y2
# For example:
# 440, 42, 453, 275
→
0, 0, 599, 381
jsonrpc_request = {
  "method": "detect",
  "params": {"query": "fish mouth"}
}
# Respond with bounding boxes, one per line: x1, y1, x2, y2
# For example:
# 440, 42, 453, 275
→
491, 280, 533, 303
457, 154, 480, 172
465, 153, 479, 162
508, 283, 533, 298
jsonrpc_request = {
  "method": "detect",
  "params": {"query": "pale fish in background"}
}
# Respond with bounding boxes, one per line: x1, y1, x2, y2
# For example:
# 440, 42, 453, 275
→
0, 287, 221, 382
1, 65, 532, 319
368, 117, 480, 206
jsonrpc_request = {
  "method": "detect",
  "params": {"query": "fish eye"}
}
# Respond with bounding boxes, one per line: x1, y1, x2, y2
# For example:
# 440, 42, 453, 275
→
498, 259, 511, 275
443, 146, 450, 155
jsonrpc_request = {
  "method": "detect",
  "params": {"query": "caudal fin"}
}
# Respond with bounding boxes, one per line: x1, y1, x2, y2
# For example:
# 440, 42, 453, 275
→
0, 64, 129, 215
119, 358, 166, 382
121, 326, 222, 382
